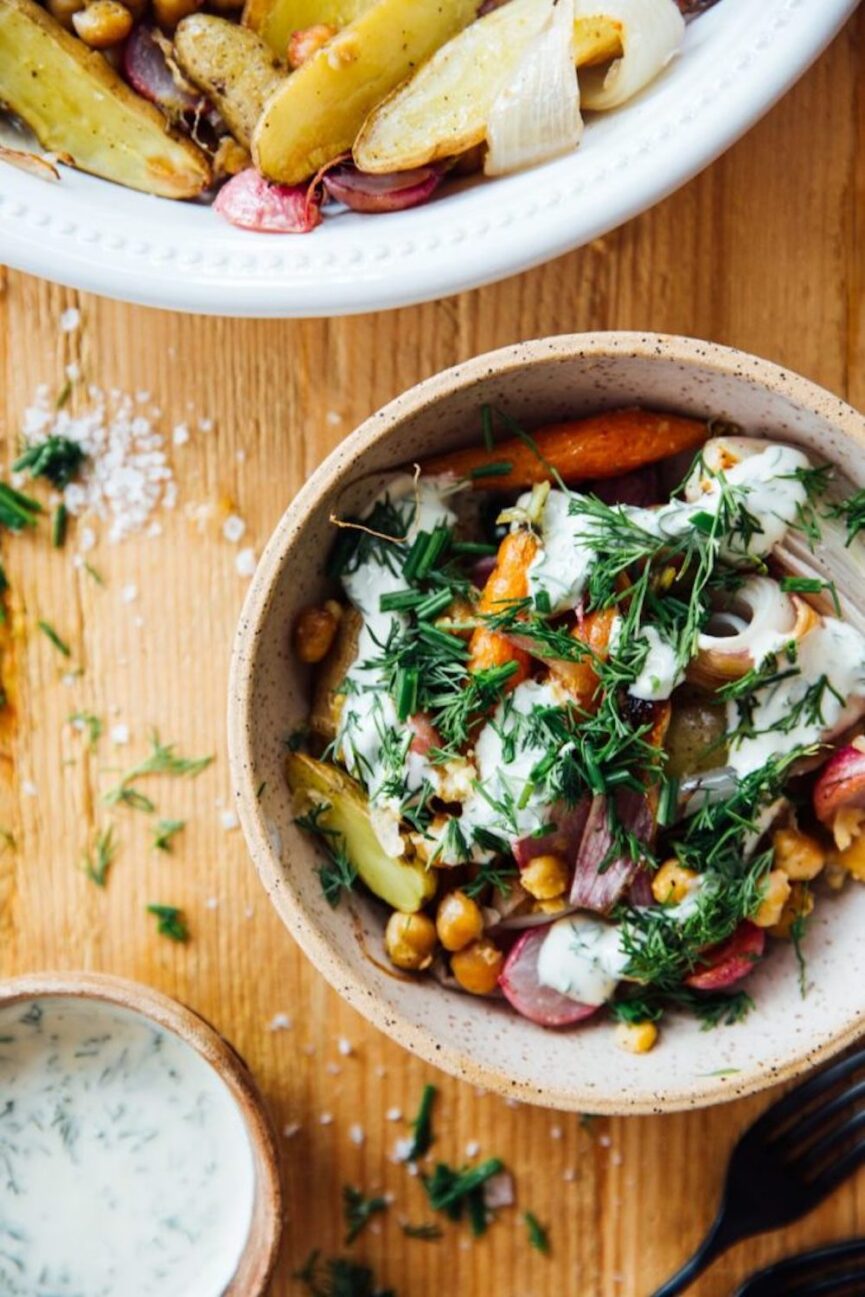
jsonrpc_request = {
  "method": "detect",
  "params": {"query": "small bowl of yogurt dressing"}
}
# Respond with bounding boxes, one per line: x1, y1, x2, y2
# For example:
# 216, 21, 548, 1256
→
0, 972, 282, 1297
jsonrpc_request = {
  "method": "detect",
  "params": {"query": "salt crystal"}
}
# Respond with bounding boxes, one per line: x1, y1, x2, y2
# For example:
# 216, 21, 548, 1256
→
326, 411, 343, 426
22, 781, 38, 797
172, 423, 190, 446
65, 362, 81, 381
337, 1038, 353, 1057
198, 418, 213, 433
222, 515, 246, 544
563, 1168, 577, 1183
61, 674, 77, 688
392, 1138, 414, 1163
110, 724, 129, 746
465, 1141, 480, 1158
325, 1062, 341, 1076
283, 1121, 302, 1139
550, 1125, 563, 1140
205, 897, 219, 910
348, 1124, 365, 1146
120, 583, 138, 604
599, 1134, 612, 1148
385, 1107, 402, 1122
374, 1066, 387, 1079
267, 1013, 293, 1032
236, 548, 257, 578
244, 904, 254, 919
319, 1112, 334, 1126
220, 809, 238, 831
60, 307, 80, 333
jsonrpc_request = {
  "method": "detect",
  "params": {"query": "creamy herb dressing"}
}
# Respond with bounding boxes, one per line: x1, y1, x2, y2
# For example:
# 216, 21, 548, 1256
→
628, 624, 684, 702
519, 486, 595, 613
0, 997, 255, 1297
727, 617, 865, 775
537, 914, 629, 1006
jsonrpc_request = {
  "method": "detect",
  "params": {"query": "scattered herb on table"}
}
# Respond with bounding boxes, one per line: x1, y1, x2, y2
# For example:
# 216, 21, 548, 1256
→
401, 1223, 442, 1241
524, 1211, 550, 1255
83, 826, 116, 888
342, 1185, 388, 1244
14, 435, 86, 489
38, 619, 71, 657
51, 503, 68, 549
103, 732, 213, 808
406, 1083, 436, 1161
153, 818, 185, 852
69, 711, 103, 747
0, 482, 42, 531
421, 1158, 504, 1237
146, 903, 189, 942
83, 561, 105, 586
294, 1251, 394, 1297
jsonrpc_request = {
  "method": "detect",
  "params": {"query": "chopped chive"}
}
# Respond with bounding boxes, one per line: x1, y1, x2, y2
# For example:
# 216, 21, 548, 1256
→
0, 482, 42, 531
402, 532, 431, 583
417, 624, 465, 658
147, 903, 189, 942
415, 525, 451, 580
689, 511, 716, 535
469, 461, 514, 480
153, 818, 185, 852
534, 589, 552, 614
517, 780, 535, 810
379, 588, 425, 612
581, 744, 605, 795
407, 1083, 437, 1161
51, 503, 68, 549
38, 619, 71, 657
83, 561, 105, 586
14, 436, 85, 488
779, 575, 841, 614
481, 403, 494, 452
524, 1211, 550, 1255
451, 541, 497, 557
401, 1222, 442, 1241
415, 588, 453, 621
656, 775, 679, 827
396, 666, 420, 720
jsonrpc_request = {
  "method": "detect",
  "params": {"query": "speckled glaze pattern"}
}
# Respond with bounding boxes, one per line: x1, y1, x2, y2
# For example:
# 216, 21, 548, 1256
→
0, 972, 284, 1294
0, 0, 857, 315
229, 334, 865, 1114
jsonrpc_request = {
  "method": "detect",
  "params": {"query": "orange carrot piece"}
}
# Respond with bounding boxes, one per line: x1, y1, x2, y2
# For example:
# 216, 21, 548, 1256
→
548, 608, 618, 710
468, 530, 537, 685
421, 408, 707, 491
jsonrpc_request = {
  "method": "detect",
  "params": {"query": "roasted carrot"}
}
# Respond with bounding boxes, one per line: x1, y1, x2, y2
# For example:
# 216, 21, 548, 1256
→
468, 530, 537, 685
421, 408, 707, 491
548, 608, 618, 710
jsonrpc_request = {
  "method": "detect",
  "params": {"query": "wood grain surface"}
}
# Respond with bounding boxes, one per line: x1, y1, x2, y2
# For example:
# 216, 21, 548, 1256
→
1, 13, 864, 1294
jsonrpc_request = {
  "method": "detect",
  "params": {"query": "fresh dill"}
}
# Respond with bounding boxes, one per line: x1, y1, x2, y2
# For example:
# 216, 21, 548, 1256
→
828, 488, 865, 546
38, 620, 71, 657
406, 1083, 436, 1161
69, 710, 102, 747
421, 1158, 504, 1236
342, 1186, 389, 1244
524, 1212, 550, 1255
102, 732, 213, 807
401, 1223, 442, 1241
14, 436, 86, 489
295, 804, 358, 907
294, 1252, 394, 1297
153, 819, 185, 852
791, 901, 811, 998
146, 903, 189, 942
82, 826, 116, 887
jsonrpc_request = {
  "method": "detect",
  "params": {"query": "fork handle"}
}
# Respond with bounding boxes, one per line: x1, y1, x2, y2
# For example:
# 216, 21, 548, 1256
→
648, 1212, 738, 1297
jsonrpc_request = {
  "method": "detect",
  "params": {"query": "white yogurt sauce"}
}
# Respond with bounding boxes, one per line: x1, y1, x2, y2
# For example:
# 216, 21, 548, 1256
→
537, 914, 629, 1006
629, 624, 684, 702
520, 487, 595, 613
0, 997, 255, 1297
727, 617, 865, 775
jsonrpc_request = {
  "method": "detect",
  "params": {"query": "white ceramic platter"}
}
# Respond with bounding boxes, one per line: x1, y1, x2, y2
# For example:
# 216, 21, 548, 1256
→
0, 0, 858, 317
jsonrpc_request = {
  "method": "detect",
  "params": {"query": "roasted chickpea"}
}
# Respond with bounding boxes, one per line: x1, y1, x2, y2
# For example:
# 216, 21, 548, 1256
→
769, 882, 815, 940
46, 0, 84, 29
451, 939, 504, 996
651, 859, 699, 905
752, 869, 792, 928
615, 1020, 658, 1054
436, 890, 483, 953
287, 23, 337, 69
72, 0, 132, 47
384, 911, 437, 972
520, 853, 569, 901
772, 827, 825, 881
152, 0, 203, 29
293, 601, 342, 664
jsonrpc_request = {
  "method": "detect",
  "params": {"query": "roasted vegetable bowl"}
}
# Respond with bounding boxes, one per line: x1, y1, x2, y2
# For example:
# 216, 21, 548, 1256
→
0, 0, 701, 231
229, 335, 865, 1112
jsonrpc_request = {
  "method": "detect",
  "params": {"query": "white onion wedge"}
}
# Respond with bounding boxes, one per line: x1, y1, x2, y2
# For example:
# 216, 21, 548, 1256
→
689, 577, 819, 689
485, 0, 582, 177
574, 0, 684, 112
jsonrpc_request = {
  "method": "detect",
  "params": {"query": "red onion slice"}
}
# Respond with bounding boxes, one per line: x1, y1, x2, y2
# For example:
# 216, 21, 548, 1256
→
589, 465, 660, 508
685, 922, 765, 991
514, 797, 590, 867
569, 790, 653, 914
499, 927, 598, 1027
214, 170, 322, 234
323, 163, 443, 214
123, 25, 204, 121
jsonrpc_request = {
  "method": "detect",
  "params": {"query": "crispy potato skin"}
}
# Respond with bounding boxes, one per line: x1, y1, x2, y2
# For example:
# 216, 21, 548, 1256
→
175, 13, 284, 148
310, 605, 361, 742
252, 0, 477, 186
0, 0, 210, 198
243, 0, 371, 60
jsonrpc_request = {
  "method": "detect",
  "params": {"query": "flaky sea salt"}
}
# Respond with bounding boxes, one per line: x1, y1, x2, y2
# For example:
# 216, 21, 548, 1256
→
235, 548, 257, 578
172, 423, 190, 446
283, 1122, 302, 1140
219, 809, 238, 832
337, 1038, 353, 1057
465, 1141, 480, 1158
110, 724, 130, 746
120, 583, 138, 604
385, 1107, 402, 1122
59, 308, 80, 333
267, 1013, 293, 1032
222, 515, 246, 544
348, 1124, 365, 1146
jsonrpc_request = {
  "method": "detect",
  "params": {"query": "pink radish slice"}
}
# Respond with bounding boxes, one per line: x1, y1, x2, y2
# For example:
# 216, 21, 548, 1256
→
569, 790, 654, 914
589, 465, 660, 509
214, 170, 322, 234
685, 922, 766, 991
324, 163, 443, 214
813, 744, 865, 824
409, 713, 441, 757
123, 25, 203, 119
499, 927, 599, 1027
514, 798, 590, 867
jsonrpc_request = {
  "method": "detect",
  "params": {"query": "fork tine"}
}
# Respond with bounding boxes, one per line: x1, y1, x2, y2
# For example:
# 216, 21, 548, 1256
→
749, 1048, 865, 1142
809, 1137, 865, 1200
776, 1076, 865, 1154
736, 1240, 865, 1297
791, 1109, 865, 1179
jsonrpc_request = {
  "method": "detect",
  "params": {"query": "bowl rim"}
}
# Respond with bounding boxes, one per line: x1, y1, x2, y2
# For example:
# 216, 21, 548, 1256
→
0, 970, 284, 1293
229, 331, 865, 1113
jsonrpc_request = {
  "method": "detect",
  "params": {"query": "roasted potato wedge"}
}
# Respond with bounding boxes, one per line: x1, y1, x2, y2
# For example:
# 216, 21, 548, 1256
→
174, 14, 284, 148
253, 0, 478, 185
310, 605, 361, 742
354, 0, 622, 174
0, 0, 210, 198
287, 751, 437, 912
244, 0, 372, 61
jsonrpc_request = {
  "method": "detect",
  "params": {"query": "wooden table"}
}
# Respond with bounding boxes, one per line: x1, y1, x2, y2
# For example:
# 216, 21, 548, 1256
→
1, 14, 863, 1294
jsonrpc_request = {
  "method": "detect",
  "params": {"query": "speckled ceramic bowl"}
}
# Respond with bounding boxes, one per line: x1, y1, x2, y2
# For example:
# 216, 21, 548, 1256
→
229, 333, 865, 1114
0, 972, 283, 1292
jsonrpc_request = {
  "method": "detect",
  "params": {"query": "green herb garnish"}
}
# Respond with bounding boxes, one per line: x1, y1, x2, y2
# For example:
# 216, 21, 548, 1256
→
0, 482, 42, 531
69, 711, 102, 747
38, 620, 71, 657
103, 732, 213, 807
421, 1158, 504, 1236
294, 1252, 394, 1297
406, 1083, 436, 1161
51, 503, 68, 549
153, 819, 185, 852
524, 1212, 550, 1255
83, 826, 116, 887
146, 903, 189, 942
401, 1223, 442, 1241
342, 1186, 388, 1245
14, 436, 86, 489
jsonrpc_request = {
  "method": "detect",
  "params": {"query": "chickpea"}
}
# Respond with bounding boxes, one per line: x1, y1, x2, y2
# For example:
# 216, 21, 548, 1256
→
831, 834, 865, 882
152, 0, 203, 29
72, 0, 132, 47
651, 859, 699, 905
436, 890, 483, 953
287, 23, 337, 69
46, 0, 84, 29
520, 853, 569, 901
769, 882, 815, 940
384, 911, 437, 972
772, 827, 825, 881
293, 601, 342, 664
212, 137, 251, 181
752, 869, 792, 928
451, 939, 504, 996
615, 1020, 659, 1055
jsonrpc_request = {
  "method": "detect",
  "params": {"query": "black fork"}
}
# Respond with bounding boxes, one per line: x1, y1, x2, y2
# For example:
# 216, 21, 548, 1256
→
734, 1239, 865, 1297
649, 1046, 865, 1297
